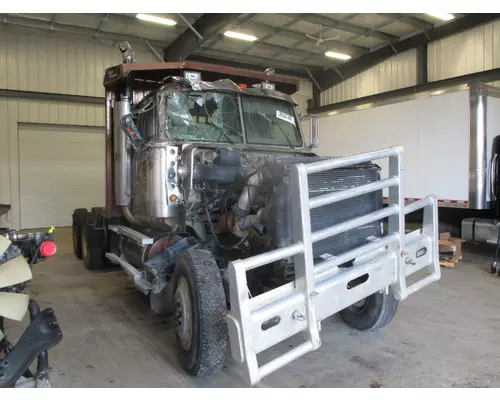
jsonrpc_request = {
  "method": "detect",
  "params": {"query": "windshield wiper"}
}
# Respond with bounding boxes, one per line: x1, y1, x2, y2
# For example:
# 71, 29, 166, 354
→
255, 111, 295, 148
212, 123, 237, 144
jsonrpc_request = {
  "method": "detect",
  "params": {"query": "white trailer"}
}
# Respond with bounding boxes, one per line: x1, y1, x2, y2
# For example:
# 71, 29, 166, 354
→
315, 82, 500, 244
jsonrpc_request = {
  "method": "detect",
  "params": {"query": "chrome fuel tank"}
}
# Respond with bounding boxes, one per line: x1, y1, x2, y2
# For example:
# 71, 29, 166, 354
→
131, 141, 184, 229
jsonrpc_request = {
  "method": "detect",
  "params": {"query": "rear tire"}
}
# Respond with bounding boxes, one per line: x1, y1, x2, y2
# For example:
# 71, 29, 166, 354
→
82, 214, 105, 270
339, 287, 399, 331
172, 248, 228, 377
72, 208, 88, 259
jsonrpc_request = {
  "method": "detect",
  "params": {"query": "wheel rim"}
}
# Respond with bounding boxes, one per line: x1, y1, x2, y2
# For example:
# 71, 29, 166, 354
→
81, 226, 88, 260
348, 298, 369, 313
174, 276, 192, 351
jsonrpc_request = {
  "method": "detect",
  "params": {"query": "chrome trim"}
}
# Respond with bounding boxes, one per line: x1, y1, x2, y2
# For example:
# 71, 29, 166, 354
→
105, 252, 153, 294
113, 100, 132, 206
108, 225, 153, 246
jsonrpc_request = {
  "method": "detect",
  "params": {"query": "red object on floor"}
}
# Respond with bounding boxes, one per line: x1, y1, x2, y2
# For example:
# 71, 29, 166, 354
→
40, 241, 57, 257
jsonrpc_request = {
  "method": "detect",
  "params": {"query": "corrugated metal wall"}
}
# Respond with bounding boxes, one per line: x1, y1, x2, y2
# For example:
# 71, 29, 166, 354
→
0, 26, 158, 228
0, 25, 157, 96
319, 19, 500, 107
428, 19, 500, 82
320, 49, 417, 106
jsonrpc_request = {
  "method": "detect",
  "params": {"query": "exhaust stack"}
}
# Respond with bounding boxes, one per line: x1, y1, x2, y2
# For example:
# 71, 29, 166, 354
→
113, 99, 131, 206
114, 41, 135, 207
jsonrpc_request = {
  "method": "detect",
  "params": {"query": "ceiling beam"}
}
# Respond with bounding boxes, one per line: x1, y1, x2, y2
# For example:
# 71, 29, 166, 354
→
211, 34, 329, 61
193, 48, 320, 76
163, 13, 241, 61
188, 55, 311, 79
245, 21, 370, 55
314, 13, 500, 92
379, 13, 434, 31
239, 16, 303, 56
284, 13, 399, 43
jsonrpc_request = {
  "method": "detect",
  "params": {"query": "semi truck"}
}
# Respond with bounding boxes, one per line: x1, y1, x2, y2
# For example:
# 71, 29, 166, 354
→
316, 82, 500, 249
71, 43, 440, 386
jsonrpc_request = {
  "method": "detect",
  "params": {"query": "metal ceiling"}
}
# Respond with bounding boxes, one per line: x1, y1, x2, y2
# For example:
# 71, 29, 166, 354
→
0, 13, 498, 90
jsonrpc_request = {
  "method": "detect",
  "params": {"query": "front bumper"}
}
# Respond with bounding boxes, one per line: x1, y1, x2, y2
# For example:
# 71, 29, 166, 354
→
226, 146, 440, 386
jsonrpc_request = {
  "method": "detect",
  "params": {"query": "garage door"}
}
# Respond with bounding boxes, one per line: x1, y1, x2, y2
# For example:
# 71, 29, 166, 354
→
19, 124, 105, 229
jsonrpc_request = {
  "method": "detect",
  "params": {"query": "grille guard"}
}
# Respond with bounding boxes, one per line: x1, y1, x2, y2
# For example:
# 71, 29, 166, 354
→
226, 146, 439, 386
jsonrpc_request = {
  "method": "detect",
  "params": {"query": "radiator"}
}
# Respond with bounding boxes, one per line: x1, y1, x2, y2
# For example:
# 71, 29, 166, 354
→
265, 157, 383, 267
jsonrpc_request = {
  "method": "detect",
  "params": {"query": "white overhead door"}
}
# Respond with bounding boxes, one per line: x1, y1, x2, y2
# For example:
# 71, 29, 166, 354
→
19, 124, 105, 229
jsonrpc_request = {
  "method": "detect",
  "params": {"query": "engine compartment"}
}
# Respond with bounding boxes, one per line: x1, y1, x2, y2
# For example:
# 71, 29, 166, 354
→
126, 137, 383, 294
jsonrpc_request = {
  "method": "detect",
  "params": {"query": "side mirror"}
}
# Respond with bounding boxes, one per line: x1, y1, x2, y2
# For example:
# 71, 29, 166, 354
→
303, 115, 320, 149
298, 113, 320, 149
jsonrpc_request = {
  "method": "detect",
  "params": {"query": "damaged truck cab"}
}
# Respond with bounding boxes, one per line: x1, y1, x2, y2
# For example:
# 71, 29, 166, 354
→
72, 44, 440, 386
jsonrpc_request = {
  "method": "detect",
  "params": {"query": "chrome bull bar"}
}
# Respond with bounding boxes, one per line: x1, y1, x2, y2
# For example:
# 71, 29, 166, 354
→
226, 146, 439, 386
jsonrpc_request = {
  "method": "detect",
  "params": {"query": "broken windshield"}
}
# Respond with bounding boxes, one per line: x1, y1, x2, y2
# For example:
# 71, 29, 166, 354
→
165, 91, 243, 144
162, 90, 302, 148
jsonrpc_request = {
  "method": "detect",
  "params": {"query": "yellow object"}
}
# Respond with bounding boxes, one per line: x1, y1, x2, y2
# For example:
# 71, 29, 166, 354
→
48, 226, 55, 234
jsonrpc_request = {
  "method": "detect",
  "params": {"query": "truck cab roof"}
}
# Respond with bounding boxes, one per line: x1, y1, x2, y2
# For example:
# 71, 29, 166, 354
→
103, 61, 301, 96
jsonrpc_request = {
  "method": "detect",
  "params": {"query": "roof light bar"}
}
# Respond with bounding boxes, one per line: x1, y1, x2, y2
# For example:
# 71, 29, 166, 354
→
224, 31, 257, 42
325, 51, 351, 60
426, 13, 455, 21
136, 14, 177, 26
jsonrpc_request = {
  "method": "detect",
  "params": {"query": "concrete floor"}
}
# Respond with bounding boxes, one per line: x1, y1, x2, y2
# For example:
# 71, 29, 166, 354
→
6, 227, 500, 388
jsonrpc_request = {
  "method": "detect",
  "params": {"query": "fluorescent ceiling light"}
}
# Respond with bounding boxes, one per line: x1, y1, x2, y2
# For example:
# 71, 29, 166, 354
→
136, 14, 177, 26
325, 51, 351, 60
426, 13, 455, 21
224, 31, 257, 42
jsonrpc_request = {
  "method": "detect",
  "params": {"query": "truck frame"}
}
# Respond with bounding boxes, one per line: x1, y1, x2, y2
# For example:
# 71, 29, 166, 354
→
72, 45, 440, 386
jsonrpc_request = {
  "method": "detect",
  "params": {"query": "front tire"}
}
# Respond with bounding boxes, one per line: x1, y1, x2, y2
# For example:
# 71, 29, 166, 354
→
172, 248, 228, 377
339, 287, 399, 331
